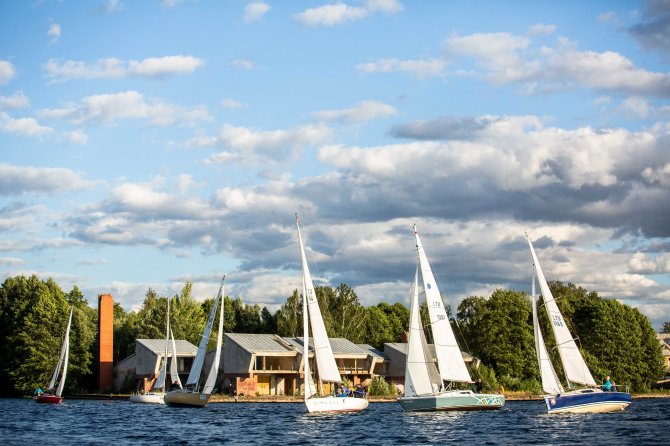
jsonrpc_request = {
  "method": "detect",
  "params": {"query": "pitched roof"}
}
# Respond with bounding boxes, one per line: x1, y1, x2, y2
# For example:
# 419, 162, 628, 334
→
384, 342, 474, 361
136, 339, 198, 356
225, 333, 370, 358
356, 343, 385, 360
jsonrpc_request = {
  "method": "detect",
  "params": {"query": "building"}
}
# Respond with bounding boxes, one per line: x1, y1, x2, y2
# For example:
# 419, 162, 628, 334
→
114, 339, 198, 392
382, 342, 478, 390
217, 333, 385, 396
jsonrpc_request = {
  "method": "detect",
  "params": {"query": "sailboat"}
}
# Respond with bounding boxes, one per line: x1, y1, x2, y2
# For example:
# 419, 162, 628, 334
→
296, 214, 368, 413
164, 276, 225, 408
398, 223, 505, 411
130, 298, 182, 404
525, 231, 632, 414
35, 307, 73, 404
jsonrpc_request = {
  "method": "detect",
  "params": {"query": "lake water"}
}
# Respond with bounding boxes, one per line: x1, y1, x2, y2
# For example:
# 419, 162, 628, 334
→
1, 398, 668, 445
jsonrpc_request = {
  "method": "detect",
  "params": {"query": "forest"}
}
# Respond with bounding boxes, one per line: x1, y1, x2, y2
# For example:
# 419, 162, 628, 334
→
0, 274, 665, 396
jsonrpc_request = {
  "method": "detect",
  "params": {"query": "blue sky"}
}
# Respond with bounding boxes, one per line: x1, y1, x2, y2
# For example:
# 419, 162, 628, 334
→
1, 0, 669, 329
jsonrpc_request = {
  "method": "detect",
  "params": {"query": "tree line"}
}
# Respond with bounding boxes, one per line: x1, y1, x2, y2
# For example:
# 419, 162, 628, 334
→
0, 274, 665, 396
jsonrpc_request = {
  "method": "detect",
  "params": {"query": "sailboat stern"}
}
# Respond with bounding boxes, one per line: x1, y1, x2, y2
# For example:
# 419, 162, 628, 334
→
305, 395, 369, 413
164, 389, 211, 408
33, 394, 63, 404
544, 389, 631, 414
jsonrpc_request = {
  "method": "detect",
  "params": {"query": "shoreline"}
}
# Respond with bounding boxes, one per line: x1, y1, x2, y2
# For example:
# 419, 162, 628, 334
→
57, 392, 670, 403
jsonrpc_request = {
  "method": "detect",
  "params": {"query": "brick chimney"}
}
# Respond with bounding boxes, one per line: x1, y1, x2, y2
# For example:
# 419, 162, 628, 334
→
98, 294, 114, 392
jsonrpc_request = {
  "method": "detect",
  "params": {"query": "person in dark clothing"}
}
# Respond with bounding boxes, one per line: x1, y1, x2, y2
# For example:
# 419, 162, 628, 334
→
475, 379, 483, 393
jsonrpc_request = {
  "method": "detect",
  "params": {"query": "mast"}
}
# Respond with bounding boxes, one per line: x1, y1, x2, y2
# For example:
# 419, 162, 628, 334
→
413, 223, 472, 384
525, 232, 596, 387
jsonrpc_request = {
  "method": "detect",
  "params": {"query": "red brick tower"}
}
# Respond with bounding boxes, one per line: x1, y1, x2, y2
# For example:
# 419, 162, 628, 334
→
98, 294, 114, 392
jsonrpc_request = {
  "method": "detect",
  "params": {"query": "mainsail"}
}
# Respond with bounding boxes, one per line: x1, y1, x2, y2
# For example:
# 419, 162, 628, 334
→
202, 278, 225, 394
296, 215, 341, 384
414, 224, 472, 383
186, 278, 225, 389
404, 267, 442, 397
169, 327, 182, 389
51, 307, 73, 397
153, 299, 171, 392
532, 272, 564, 395
526, 233, 596, 387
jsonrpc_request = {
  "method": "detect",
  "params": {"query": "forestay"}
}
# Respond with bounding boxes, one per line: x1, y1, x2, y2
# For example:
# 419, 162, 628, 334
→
414, 225, 472, 383
526, 235, 596, 387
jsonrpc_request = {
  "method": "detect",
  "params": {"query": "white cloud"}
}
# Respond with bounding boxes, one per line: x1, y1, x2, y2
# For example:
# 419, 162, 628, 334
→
40, 90, 211, 127
356, 58, 445, 79
47, 23, 61, 43
0, 112, 53, 138
628, 252, 670, 274
221, 98, 247, 109
0, 163, 94, 195
0, 60, 17, 84
0, 91, 30, 111
231, 58, 255, 70
244, 2, 270, 22
44, 55, 204, 82
0, 258, 23, 266
313, 100, 397, 123
62, 129, 88, 145
295, 4, 368, 26
529, 23, 556, 35
364, 0, 403, 13
642, 163, 670, 188
618, 96, 651, 118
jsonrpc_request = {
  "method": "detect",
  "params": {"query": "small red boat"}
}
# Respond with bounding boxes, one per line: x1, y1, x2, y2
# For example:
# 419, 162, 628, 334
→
34, 393, 63, 404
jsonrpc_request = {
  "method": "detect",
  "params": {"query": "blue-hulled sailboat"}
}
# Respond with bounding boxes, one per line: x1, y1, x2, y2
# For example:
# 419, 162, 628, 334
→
526, 231, 632, 414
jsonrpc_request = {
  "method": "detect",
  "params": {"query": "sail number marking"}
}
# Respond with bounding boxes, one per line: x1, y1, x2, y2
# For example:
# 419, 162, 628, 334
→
552, 315, 563, 327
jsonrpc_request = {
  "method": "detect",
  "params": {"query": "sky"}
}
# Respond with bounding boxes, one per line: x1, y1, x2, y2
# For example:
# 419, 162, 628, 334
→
1, 0, 669, 329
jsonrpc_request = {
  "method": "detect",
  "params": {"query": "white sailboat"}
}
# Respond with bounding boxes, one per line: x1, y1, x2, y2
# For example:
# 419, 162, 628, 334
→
35, 307, 73, 404
296, 215, 368, 413
398, 223, 504, 411
130, 298, 182, 404
164, 276, 225, 408
526, 231, 631, 414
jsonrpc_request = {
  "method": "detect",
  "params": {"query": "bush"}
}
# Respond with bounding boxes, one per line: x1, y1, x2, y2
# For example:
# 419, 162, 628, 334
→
368, 376, 395, 396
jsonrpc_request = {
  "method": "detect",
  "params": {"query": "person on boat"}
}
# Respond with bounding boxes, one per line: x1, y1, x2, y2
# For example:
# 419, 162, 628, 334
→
602, 376, 612, 391
475, 379, 483, 393
353, 385, 366, 398
497, 384, 504, 394
34, 387, 43, 397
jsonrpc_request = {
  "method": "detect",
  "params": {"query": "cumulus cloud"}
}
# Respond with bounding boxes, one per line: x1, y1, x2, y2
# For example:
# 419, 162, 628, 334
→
295, 4, 368, 26
528, 23, 556, 35
356, 58, 445, 79
231, 58, 255, 70
44, 55, 204, 82
47, 23, 61, 43
628, 252, 670, 274
220, 98, 247, 109
0, 60, 17, 85
39, 90, 211, 126
0, 163, 94, 195
197, 122, 332, 167
61, 129, 88, 145
364, 0, 403, 13
443, 32, 670, 96
244, 2, 270, 22
0, 91, 30, 111
642, 163, 670, 187
0, 112, 52, 138
313, 100, 397, 123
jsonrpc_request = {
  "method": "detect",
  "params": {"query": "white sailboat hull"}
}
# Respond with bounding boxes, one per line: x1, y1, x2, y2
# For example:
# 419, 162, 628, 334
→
164, 389, 212, 408
398, 390, 505, 412
129, 392, 165, 404
305, 396, 369, 413
544, 388, 631, 414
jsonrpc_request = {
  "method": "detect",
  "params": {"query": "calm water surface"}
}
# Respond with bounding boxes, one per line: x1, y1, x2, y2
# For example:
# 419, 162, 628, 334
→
1, 398, 668, 445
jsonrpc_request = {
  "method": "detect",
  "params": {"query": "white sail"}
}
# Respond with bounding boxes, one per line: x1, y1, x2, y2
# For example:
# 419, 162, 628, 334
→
186, 278, 224, 388
404, 267, 442, 397
532, 273, 564, 395
526, 233, 596, 387
153, 299, 171, 391
54, 307, 73, 397
414, 224, 472, 383
296, 215, 341, 384
202, 279, 225, 394
302, 287, 317, 400
169, 327, 182, 389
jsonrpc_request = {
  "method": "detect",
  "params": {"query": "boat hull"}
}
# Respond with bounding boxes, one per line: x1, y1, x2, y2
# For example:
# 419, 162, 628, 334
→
164, 390, 211, 408
34, 394, 63, 404
544, 389, 631, 414
129, 392, 165, 404
398, 390, 505, 412
305, 396, 369, 413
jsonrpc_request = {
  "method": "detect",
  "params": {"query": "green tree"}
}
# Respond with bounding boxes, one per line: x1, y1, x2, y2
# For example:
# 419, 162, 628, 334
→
276, 290, 302, 337
260, 307, 277, 334
661, 321, 670, 333
323, 284, 366, 343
